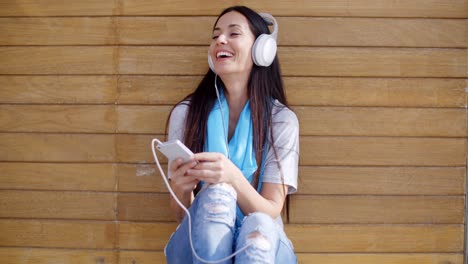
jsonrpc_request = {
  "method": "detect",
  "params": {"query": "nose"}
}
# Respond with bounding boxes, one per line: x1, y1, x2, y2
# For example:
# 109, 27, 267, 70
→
216, 34, 227, 45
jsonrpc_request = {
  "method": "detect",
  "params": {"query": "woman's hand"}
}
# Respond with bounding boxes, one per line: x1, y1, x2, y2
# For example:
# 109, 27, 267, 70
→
169, 158, 199, 195
187, 152, 243, 185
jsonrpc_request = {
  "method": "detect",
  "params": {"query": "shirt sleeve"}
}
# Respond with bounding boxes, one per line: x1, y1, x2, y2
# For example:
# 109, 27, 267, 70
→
166, 103, 189, 178
262, 104, 300, 194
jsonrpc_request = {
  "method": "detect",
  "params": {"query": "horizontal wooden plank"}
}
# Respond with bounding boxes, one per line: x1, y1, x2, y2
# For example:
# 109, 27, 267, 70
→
119, 46, 467, 77
117, 17, 468, 48
117, 75, 196, 105
1, 47, 463, 77
0, 163, 116, 191
289, 196, 465, 224
1, 0, 467, 17
300, 137, 466, 166
0, 247, 117, 264
118, 222, 175, 250
118, 135, 467, 166
119, 0, 468, 18
0, 190, 116, 220
0, 220, 115, 248
296, 253, 463, 264
118, 251, 165, 264
0, 133, 116, 162
0, 105, 116, 133
116, 251, 465, 264
284, 77, 467, 108
121, 105, 466, 136
298, 166, 466, 195
286, 224, 464, 253
116, 76, 467, 107
1, 105, 464, 136
116, 105, 170, 134
118, 193, 171, 221
296, 107, 467, 137
118, 222, 464, 252
0, 0, 116, 16
0, 76, 117, 104
119, 165, 466, 195
0, 18, 115, 45
0, 47, 116, 74
117, 164, 167, 192
280, 47, 467, 77
2, 134, 464, 166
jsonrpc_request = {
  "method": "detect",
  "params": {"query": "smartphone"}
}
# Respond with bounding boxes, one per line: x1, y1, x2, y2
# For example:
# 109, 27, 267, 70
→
156, 139, 194, 163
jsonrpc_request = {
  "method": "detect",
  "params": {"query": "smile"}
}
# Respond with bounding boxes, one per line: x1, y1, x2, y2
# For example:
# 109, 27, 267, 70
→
216, 51, 234, 59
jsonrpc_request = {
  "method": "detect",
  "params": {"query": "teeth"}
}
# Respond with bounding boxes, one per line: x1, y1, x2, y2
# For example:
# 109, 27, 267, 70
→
216, 51, 234, 58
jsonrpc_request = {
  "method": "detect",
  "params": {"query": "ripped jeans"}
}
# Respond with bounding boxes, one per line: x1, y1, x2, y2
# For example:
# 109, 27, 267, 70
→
165, 183, 297, 264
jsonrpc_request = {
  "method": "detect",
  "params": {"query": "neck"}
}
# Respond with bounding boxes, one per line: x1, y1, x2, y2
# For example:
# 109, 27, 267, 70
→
220, 73, 249, 111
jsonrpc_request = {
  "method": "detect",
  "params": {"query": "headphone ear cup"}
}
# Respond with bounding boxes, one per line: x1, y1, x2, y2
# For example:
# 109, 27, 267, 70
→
252, 34, 277, 67
208, 52, 215, 73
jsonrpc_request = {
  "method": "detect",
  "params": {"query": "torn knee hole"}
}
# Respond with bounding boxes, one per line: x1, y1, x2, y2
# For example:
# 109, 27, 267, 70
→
247, 231, 271, 251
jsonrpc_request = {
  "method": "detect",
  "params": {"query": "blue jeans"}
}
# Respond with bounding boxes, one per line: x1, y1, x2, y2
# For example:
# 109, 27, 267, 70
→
165, 183, 297, 264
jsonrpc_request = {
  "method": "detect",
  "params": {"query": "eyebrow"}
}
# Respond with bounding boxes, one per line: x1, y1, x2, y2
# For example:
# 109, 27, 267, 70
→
213, 24, 242, 32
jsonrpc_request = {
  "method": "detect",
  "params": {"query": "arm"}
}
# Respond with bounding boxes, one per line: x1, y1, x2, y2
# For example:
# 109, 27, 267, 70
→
166, 103, 199, 223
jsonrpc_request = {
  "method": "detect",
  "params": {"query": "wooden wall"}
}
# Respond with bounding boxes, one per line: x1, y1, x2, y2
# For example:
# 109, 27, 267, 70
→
0, 1, 467, 263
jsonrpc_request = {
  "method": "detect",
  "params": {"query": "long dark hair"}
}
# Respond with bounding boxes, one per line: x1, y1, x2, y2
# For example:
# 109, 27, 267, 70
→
167, 6, 288, 189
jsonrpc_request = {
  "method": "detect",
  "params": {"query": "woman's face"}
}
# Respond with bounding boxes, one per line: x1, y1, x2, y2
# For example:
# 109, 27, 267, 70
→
209, 11, 256, 76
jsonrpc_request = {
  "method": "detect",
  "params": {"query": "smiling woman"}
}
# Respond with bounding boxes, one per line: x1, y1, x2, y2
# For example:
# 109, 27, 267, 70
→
163, 5, 299, 264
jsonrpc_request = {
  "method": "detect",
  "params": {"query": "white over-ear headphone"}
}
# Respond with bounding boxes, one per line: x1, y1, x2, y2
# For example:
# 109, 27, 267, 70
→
208, 12, 278, 73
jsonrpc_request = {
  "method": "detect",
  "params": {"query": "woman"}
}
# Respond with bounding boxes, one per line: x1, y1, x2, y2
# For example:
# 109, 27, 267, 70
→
164, 6, 299, 263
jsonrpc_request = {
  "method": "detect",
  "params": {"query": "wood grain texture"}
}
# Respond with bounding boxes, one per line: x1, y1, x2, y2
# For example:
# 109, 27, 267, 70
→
0, 163, 116, 191
0, 105, 117, 133
117, 75, 198, 105
117, 222, 464, 252
0, 0, 116, 16
284, 77, 467, 107
0, 220, 116, 249
296, 253, 463, 264
0, 248, 117, 264
300, 137, 466, 166
119, 0, 468, 17
0, 18, 116, 45
298, 166, 466, 195
117, 193, 171, 221
0, 76, 117, 104
289, 195, 465, 224
0, 133, 116, 162
1, 0, 467, 17
118, 46, 467, 77
116, 17, 468, 47
0, 190, 116, 220
117, 164, 167, 192
115, 251, 466, 264
286, 224, 464, 253
139, 105, 466, 136
0, 47, 116, 74
116, 76, 467, 107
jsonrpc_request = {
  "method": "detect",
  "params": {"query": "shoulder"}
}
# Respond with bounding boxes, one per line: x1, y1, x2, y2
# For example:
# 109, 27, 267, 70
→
271, 100, 299, 129
171, 101, 190, 120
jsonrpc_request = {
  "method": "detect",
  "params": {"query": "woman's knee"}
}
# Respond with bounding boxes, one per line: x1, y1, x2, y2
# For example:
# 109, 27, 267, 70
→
196, 183, 237, 227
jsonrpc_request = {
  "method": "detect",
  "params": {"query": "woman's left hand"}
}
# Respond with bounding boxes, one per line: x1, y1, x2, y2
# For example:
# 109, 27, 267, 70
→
187, 152, 242, 185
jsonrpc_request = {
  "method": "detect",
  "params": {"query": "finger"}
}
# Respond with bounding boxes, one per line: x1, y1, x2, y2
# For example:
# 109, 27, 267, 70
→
168, 158, 183, 172
193, 152, 223, 162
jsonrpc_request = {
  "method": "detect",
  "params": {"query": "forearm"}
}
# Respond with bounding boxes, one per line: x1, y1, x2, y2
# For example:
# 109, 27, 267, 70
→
169, 182, 194, 222
231, 175, 285, 219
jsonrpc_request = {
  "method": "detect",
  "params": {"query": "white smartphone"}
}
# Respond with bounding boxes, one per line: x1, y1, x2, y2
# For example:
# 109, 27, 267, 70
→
156, 139, 194, 163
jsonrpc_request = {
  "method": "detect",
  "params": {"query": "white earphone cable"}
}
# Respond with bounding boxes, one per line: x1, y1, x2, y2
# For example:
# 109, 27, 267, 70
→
151, 139, 251, 263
